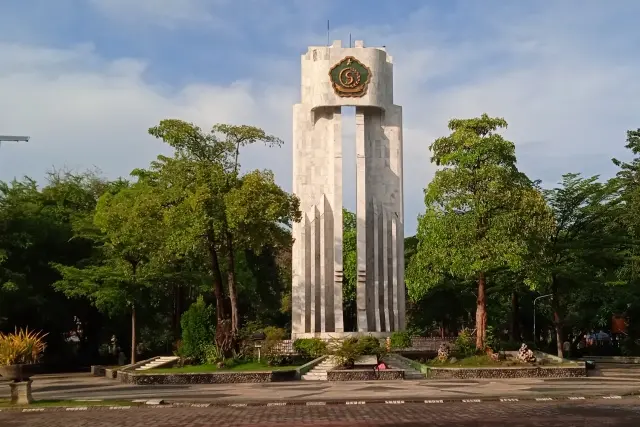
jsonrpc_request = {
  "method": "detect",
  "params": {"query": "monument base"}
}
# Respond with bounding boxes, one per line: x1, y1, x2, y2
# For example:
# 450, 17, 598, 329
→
10, 380, 34, 405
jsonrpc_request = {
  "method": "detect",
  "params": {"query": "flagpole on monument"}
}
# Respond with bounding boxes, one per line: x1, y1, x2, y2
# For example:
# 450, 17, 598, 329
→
327, 20, 330, 46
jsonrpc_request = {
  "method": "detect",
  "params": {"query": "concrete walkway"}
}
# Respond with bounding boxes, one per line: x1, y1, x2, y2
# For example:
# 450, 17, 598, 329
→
1, 365, 639, 404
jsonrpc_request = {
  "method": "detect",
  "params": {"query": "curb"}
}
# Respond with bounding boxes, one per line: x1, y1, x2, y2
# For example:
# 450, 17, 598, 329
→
1, 394, 638, 412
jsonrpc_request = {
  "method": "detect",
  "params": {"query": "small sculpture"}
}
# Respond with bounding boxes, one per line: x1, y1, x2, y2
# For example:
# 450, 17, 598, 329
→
437, 343, 450, 362
517, 343, 536, 363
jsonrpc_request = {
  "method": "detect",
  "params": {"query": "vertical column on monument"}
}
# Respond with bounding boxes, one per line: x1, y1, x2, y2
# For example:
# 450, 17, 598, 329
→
354, 48, 404, 333
291, 48, 344, 336
382, 104, 405, 331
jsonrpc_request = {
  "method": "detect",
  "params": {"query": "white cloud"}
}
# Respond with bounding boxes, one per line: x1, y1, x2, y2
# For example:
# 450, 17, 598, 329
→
2, 2, 640, 234
88, 0, 230, 28
0, 41, 296, 192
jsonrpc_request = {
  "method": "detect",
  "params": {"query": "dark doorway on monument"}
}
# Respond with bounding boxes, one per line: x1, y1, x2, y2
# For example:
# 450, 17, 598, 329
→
342, 106, 358, 332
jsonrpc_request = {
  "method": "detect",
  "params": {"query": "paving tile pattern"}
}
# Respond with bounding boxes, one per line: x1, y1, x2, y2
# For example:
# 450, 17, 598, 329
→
1, 400, 640, 427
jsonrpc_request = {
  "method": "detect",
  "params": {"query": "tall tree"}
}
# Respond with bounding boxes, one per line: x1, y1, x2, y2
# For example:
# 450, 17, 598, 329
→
407, 114, 553, 349
0, 171, 109, 365
146, 119, 299, 353
533, 174, 622, 356
53, 182, 165, 363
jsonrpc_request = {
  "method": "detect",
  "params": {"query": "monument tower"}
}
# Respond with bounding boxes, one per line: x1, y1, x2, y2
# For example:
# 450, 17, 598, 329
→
291, 40, 405, 338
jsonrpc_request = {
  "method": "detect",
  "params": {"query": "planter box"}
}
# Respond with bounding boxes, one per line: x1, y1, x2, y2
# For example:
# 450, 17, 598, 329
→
427, 365, 587, 379
327, 368, 404, 381
118, 369, 298, 385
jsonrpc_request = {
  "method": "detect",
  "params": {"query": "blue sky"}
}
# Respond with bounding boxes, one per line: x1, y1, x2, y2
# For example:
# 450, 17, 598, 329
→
1, 0, 639, 234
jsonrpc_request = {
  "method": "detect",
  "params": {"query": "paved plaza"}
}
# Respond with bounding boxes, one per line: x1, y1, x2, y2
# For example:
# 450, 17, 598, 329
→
1, 400, 640, 426
1, 364, 639, 425
1, 364, 638, 404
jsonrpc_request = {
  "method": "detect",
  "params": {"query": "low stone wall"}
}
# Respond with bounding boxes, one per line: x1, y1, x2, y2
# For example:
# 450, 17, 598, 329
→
105, 368, 118, 379
580, 356, 640, 364
118, 369, 297, 385
90, 365, 106, 376
327, 368, 404, 381
427, 365, 586, 379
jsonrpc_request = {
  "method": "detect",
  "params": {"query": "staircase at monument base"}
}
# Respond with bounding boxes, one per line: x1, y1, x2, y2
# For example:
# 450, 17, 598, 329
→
383, 354, 424, 379
302, 357, 339, 381
135, 356, 179, 371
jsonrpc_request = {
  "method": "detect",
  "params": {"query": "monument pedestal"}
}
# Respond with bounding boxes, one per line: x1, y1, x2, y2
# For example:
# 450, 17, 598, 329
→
10, 380, 34, 405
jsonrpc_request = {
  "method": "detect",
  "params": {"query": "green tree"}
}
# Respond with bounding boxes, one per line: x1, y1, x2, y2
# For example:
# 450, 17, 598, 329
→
0, 171, 109, 365
531, 174, 622, 356
342, 209, 357, 331
53, 182, 165, 363
146, 119, 300, 353
407, 114, 553, 350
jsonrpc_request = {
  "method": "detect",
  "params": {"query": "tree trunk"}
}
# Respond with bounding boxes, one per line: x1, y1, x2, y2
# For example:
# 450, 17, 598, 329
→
510, 290, 520, 342
225, 230, 239, 336
207, 230, 227, 322
207, 229, 234, 354
551, 275, 563, 358
475, 272, 487, 350
130, 304, 136, 365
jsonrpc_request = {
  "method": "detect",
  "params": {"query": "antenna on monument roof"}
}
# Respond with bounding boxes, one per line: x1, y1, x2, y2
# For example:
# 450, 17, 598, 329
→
327, 20, 330, 46
349, 33, 352, 48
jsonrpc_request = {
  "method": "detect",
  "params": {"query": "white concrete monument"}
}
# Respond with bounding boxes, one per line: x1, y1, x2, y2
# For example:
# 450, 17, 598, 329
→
291, 40, 405, 339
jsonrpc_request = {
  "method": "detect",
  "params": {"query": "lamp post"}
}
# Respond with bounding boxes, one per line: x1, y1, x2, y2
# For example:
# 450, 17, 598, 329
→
0, 135, 30, 149
533, 294, 552, 345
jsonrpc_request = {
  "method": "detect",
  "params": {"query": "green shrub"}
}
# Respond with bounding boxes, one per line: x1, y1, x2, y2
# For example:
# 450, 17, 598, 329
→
357, 335, 383, 356
331, 337, 360, 367
329, 336, 384, 367
261, 326, 287, 365
237, 321, 266, 361
390, 331, 412, 349
293, 338, 327, 358
180, 296, 215, 362
453, 329, 475, 358
485, 326, 500, 351
263, 326, 286, 341
202, 343, 223, 365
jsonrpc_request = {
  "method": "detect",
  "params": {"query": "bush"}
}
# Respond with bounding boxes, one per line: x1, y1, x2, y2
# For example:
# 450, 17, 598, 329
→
180, 296, 215, 362
293, 338, 327, 358
262, 327, 287, 365
453, 329, 475, 358
390, 331, 412, 349
329, 336, 384, 368
331, 337, 360, 367
357, 335, 383, 357
202, 343, 224, 365
485, 326, 500, 352
0, 327, 48, 365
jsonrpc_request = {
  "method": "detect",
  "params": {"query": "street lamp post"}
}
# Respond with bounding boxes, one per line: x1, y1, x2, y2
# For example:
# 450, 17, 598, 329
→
0, 135, 30, 148
533, 294, 552, 345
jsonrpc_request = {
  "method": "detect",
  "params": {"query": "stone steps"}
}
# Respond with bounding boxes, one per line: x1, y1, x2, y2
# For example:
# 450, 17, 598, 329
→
384, 354, 424, 379
302, 357, 338, 381
135, 356, 180, 371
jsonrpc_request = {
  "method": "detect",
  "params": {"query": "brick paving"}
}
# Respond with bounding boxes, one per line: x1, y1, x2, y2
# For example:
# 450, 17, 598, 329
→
1, 400, 639, 427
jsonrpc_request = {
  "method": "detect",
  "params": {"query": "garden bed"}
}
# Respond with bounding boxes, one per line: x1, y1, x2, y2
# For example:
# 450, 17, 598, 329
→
118, 360, 302, 384
119, 368, 298, 385
401, 352, 586, 379
427, 364, 586, 379
327, 367, 405, 381
144, 361, 300, 374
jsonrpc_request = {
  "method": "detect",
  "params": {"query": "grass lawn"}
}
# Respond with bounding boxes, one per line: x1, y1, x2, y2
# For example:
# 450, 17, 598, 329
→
146, 361, 300, 374
0, 399, 138, 408
426, 355, 576, 368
